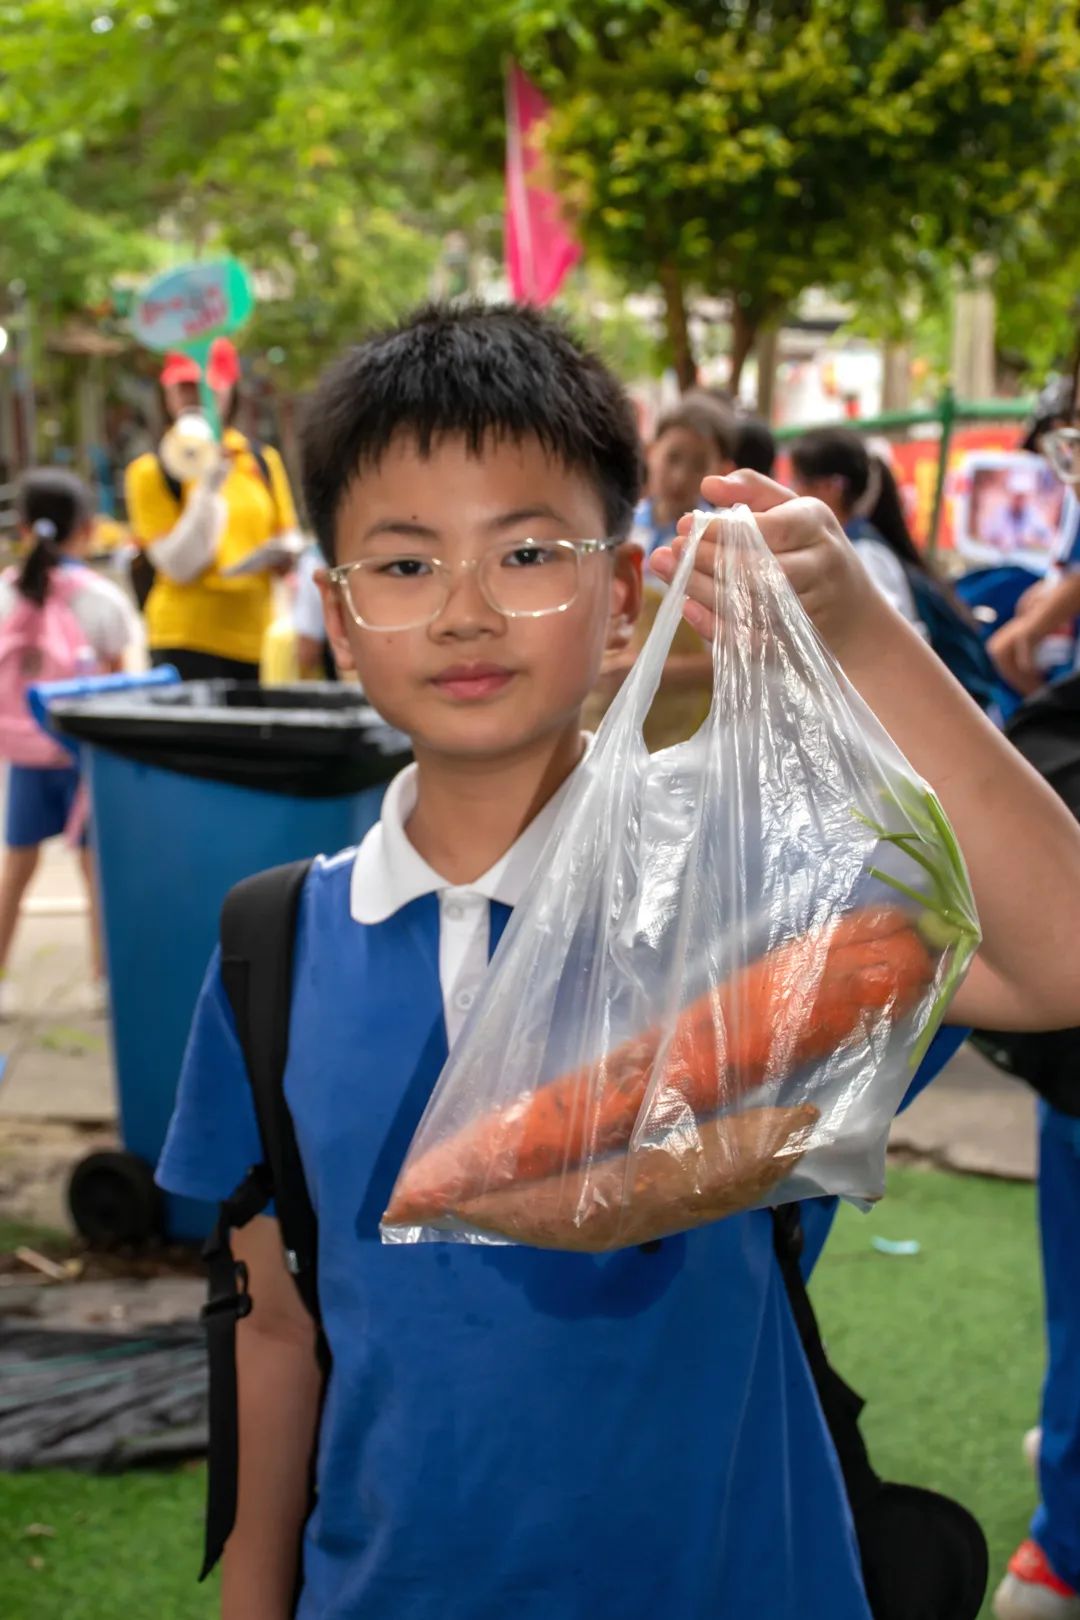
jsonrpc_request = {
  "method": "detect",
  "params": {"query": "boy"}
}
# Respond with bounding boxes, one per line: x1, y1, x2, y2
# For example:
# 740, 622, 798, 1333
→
158, 303, 1080, 1620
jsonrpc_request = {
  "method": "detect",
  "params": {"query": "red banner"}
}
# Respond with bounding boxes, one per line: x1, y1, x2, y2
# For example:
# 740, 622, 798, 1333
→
504, 63, 582, 306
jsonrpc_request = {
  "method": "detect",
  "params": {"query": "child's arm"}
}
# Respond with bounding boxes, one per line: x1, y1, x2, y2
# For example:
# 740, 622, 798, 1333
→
651, 471, 1080, 1034
988, 568, 1080, 695
222, 1216, 324, 1620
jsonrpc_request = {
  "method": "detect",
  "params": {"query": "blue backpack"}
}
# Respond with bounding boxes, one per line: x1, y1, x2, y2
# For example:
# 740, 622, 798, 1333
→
905, 568, 999, 712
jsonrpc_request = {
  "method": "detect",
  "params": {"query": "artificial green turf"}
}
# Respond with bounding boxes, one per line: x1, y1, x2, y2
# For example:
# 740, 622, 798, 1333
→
0, 1167, 1045, 1619
0, 1469, 214, 1620
811, 1165, 1044, 1620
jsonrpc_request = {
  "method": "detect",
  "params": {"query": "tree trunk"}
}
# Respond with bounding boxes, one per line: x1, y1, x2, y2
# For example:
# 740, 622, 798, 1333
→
659, 261, 697, 391
729, 302, 759, 395
881, 339, 912, 413
754, 323, 782, 422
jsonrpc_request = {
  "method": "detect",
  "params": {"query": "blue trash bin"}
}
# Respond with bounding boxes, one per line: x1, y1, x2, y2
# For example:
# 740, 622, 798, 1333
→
43, 677, 411, 1245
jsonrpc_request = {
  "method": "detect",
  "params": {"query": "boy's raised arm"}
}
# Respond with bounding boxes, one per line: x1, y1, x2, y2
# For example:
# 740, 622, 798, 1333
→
651, 472, 1080, 1035
222, 1216, 324, 1620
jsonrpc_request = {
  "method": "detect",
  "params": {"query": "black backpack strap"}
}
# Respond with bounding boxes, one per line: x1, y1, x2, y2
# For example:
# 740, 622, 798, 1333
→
220, 859, 320, 1314
198, 857, 316, 1581
771, 1206, 881, 1512
773, 1206, 988, 1619
248, 439, 273, 493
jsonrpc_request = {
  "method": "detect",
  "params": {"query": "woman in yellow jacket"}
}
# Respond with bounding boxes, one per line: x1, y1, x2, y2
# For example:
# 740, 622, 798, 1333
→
125, 341, 300, 682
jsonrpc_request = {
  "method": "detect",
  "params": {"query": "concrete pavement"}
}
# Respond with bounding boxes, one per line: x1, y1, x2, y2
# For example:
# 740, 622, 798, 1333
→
0, 831, 116, 1232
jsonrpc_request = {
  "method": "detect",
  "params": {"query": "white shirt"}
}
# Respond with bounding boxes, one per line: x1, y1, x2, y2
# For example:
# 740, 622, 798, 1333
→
0, 564, 140, 663
351, 748, 590, 1043
293, 546, 327, 642
851, 537, 921, 626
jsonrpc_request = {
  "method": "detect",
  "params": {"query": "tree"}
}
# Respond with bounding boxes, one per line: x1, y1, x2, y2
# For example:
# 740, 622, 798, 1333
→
493, 0, 1080, 391
0, 1, 450, 382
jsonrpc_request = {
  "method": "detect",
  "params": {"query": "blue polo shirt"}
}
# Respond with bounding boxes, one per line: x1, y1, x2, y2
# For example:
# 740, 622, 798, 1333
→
159, 847, 873, 1619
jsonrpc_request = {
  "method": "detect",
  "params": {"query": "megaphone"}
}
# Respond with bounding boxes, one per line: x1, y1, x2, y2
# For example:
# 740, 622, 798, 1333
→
159, 409, 220, 484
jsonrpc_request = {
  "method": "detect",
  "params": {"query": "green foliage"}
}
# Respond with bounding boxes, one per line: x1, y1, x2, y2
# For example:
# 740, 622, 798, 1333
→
0, 2, 448, 377
500, 0, 1080, 376
3, 0, 1079, 389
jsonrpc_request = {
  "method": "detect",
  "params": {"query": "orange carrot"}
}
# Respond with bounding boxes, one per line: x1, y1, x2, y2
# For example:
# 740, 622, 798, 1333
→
384, 905, 934, 1227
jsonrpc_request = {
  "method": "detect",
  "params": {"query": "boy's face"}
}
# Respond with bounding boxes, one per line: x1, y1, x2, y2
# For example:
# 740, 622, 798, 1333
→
648, 426, 712, 521
320, 433, 641, 762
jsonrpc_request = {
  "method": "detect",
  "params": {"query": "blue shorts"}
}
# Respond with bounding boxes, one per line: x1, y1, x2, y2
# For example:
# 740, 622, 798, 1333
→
5, 764, 84, 849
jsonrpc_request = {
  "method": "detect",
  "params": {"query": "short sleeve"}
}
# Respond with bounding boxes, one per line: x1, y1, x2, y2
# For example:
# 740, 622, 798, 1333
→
265, 447, 299, 535
156, 948, 264, 1203
293, 547, 326, 641
124, 453, 179, 546
852, 537, 919, 623
74, 574, 141, 661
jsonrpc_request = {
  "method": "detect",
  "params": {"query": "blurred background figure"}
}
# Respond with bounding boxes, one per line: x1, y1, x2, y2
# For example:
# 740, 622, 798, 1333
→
293, 546, 336, 681
124, 340, 301, 683
635, 397, 736, 571
989, 394, 1080, 696
790, 426, 922, 622
587, 397, 736, 752
791, 427, 998, 710
983, 469, 1055, 556
734, 414, 777, 477
0, 470, 138, 1018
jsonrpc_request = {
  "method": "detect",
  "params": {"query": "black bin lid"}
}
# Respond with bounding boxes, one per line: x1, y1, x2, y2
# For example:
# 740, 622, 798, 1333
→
49, 681, 412, 799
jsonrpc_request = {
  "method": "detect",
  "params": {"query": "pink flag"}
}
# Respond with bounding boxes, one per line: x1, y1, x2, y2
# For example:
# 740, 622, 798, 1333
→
505, 62, 582, 305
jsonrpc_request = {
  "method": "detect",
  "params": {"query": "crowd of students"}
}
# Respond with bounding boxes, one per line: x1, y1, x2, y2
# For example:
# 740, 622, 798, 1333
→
2, 307, 1079, 1619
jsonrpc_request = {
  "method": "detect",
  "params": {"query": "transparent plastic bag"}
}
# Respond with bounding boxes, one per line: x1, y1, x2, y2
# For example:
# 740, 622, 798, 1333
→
382, 507, 980, 1251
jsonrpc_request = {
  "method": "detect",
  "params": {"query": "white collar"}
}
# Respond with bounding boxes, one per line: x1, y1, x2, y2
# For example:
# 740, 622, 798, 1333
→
350, 737, 593, 924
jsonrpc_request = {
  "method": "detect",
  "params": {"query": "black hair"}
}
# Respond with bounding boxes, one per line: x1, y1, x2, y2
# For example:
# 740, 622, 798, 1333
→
863, 456, 979, 624
301, 302, 643, 563
863, 456, 927, 575
15, 468, 90, 607
790, 427, 869, 509
734, 415, 776, 477
656, 395, 737, 464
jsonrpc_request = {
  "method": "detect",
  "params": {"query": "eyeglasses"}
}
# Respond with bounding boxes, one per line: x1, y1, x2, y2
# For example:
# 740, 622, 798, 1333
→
327, 537, 621, 632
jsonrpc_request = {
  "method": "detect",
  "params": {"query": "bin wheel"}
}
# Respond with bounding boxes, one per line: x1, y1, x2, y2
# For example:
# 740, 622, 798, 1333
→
67, 1150, 163, 1247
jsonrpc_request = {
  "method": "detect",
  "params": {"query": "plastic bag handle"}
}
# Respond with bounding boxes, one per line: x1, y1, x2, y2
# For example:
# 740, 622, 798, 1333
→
605, 509, 713, 740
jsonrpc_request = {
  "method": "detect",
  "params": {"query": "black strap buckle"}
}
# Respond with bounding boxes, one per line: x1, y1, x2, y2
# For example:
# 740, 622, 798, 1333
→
202, 1259, 252, 1323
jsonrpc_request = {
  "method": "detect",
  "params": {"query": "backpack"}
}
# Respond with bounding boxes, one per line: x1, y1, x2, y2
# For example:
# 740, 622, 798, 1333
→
201, 862, 988, 1617
130, 440, 274, 611
905, 569, 999, 713
0, 568, 94, 767
970, 671, 1080, 1117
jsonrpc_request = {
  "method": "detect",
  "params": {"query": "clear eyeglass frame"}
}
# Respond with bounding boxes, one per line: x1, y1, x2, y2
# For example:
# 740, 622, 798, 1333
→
327, 536, 621, 631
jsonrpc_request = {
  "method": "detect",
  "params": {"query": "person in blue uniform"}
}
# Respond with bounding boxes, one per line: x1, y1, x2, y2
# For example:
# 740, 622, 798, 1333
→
993, 1105, 1080, 1620
158, 303, 1080, 1620
989, 488, 1080, 695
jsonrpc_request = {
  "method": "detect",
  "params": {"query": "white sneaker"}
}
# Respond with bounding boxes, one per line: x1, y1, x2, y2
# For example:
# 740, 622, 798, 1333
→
1024, 1427, 1043, 1474
994, 1542, 1080, 1620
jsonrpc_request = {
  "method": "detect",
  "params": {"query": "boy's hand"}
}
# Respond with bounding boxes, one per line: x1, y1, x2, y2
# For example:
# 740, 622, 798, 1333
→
648, 470, 886, 662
